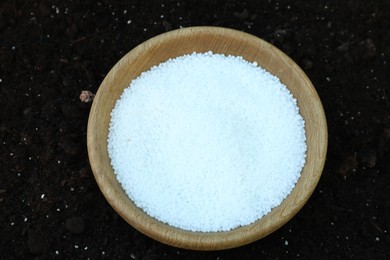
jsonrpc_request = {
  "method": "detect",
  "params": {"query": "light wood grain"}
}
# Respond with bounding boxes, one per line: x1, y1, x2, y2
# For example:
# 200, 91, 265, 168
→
87, 26, 328, 250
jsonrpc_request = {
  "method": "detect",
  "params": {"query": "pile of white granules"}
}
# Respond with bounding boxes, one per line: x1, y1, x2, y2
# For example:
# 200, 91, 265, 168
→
108, 51, 307, 232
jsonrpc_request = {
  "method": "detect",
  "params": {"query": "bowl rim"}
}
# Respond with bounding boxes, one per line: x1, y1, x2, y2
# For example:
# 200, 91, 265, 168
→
87, 26, 328, 250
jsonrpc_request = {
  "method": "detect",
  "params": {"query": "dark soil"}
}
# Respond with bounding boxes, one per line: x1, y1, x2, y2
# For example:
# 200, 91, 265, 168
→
1, 0, 390, 259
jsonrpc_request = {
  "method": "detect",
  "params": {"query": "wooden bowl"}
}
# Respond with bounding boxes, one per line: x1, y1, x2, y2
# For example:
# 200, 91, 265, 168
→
87, 26, 327, 250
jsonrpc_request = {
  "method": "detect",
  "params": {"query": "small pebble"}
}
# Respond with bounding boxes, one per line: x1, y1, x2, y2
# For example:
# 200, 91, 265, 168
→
79, 90, 95, 103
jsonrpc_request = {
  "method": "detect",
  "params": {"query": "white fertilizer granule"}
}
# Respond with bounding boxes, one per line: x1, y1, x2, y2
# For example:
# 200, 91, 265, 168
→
108, 51, 306, 232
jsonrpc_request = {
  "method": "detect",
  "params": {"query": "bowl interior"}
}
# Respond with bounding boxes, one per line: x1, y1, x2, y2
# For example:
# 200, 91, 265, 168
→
87, 26, 327, 250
